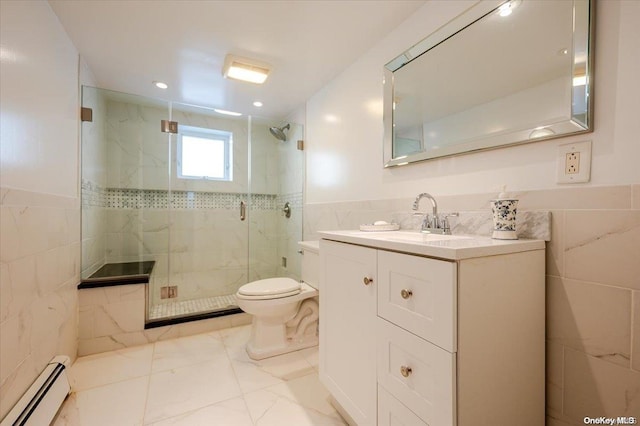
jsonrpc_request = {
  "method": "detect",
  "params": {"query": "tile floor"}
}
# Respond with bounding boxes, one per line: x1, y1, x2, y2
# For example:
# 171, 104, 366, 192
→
53, 325, 346, 425
148, 294, 238, 320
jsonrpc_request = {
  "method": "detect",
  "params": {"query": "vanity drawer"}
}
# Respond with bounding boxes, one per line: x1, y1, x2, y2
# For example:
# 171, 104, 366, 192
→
377, 250, 457, 352
377, 318, 455, 425
378, 385, 427, 426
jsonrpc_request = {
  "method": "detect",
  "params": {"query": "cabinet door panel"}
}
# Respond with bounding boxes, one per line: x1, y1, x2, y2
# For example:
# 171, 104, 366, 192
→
377, 318, 455, 425
378, 385, 428, 426
320, 240, 377, 426
378, 250, 456, 352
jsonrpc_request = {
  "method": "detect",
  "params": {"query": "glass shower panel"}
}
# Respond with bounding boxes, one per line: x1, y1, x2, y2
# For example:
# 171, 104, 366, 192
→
80, 87, 171, 305
157, 103, 250, 319
248, 119, 304, 283
81, 86, 304, 324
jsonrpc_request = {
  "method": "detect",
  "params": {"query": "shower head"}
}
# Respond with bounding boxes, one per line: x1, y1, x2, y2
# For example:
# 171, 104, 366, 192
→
269, 123, 290, 141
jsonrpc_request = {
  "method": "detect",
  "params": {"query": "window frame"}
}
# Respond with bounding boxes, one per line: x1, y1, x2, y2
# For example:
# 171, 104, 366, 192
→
177, 125, 233, 181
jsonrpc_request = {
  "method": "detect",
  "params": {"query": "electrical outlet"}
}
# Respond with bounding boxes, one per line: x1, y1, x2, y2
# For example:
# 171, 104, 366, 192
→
557, 141, 591, 183
565, 152, 580, 174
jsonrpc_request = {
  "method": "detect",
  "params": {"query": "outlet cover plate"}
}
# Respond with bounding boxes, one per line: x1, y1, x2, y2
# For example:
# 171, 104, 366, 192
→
557, 140, 591, 183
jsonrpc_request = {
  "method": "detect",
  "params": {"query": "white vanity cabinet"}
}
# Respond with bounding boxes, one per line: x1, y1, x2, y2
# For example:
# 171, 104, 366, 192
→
320, 240, 378, 426
319, 233, 545, 426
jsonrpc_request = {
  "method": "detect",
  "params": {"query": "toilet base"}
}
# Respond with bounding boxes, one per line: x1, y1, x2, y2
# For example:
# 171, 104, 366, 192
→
246, 310, 319, 360
246, 332, 318, 360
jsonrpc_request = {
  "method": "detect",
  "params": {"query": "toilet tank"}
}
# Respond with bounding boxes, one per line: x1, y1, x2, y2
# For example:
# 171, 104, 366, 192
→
298, 241, 320, 289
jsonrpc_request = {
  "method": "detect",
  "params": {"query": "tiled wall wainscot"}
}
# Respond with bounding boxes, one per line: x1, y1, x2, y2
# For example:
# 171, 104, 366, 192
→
78, 283, 251, 356
305, 184, 640, 424
0, 189, 80, 418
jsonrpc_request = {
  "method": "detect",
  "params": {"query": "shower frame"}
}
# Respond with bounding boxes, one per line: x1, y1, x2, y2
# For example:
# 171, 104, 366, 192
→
79, 86, 304, 326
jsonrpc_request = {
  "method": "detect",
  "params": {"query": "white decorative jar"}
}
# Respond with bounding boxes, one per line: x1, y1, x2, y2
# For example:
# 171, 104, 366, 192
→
491, 197, 518, 240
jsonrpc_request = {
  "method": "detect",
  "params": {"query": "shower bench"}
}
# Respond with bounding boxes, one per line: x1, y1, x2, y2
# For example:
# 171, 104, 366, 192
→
76, 261, 249, 356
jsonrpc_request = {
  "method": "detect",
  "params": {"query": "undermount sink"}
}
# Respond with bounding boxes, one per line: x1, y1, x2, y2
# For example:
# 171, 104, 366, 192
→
355, 230, 472, 243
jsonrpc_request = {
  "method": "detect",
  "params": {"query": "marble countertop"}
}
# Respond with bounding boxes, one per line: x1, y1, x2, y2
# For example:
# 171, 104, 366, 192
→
318, 230, 544, 260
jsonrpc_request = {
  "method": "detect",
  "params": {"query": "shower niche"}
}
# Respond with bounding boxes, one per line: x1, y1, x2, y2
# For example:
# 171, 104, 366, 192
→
80, 86, 304, 325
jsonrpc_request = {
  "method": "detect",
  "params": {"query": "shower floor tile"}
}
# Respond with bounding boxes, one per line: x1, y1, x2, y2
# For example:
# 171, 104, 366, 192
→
148, 294, 238, 320
54, 325, 345, 425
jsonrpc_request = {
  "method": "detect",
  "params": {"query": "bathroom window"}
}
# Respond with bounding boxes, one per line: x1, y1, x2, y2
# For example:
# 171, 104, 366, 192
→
178, 126, 233, 181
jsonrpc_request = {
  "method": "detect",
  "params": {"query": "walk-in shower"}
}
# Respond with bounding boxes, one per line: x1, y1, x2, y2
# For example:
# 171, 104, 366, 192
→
80, 86, 304, 326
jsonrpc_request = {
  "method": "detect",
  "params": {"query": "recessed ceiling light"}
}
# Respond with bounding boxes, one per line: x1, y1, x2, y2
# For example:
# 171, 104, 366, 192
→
214, 108, 242, 117
153, 81, 168, 89
223, 54, 271, 84
497, 0, 520, 17
253, 101, 263, 107
498, 3, 513, 17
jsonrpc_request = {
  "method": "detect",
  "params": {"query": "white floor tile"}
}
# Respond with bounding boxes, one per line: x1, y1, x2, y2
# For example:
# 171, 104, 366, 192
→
220, 324, 252, 351
243, 374, 346, 426
230, 349, 316, 394
151, 331, 226, 373
298, 346, 320, 369
58, 324, 343, 426
146, 396, 253, 426
69, 344, 153, 391
144, 358, 242, 423
54, 376, 149, 426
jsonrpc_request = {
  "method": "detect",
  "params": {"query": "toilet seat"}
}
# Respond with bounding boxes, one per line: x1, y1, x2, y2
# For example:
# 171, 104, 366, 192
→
237, 277, 301, 300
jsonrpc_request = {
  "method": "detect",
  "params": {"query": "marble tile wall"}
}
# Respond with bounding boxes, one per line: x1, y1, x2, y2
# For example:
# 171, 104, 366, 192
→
81, 87, 108, 279
100, 99, 288, 311
77, 283, 252, 356
304, 184, 640, 424
105, 206, 250, 307
276, 123, 305, 281
0, 189, 80, 417
276, 192, 304, 281
81, 96, 304, 327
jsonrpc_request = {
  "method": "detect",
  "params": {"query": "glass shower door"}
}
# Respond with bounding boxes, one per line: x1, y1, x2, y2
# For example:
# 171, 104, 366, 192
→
248, 119, 304, 283
158, 102, 250, 319
81, 86, 304, 324
80, 87, 171, 318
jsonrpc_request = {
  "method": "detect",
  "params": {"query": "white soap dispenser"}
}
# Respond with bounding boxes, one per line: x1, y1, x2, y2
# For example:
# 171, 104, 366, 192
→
490, 186, 519, 240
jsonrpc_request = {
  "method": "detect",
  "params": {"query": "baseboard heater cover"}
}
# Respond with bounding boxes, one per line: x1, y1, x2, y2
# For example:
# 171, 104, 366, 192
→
1, 356, 71, 426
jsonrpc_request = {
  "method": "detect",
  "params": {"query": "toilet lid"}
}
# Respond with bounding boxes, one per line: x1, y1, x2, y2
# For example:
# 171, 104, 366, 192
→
238, 277, 301, 297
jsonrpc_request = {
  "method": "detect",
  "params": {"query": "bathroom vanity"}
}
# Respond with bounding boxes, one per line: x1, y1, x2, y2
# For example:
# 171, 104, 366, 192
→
318, 231, 545, 426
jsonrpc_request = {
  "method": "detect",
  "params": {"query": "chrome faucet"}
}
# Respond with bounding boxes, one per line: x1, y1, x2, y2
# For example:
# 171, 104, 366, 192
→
412, 193, 457, 234
412, 193, 438, 228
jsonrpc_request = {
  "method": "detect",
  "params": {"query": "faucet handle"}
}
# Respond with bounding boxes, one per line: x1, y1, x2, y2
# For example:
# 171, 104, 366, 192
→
422, 215, 431, 229
440, 213, 459, 234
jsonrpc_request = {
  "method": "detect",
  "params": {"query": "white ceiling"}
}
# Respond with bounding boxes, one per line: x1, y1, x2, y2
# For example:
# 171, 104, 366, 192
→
49, 0, 426, 120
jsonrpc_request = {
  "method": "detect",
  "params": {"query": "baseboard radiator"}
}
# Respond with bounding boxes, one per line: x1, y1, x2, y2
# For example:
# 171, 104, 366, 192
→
1, 356, 71, 426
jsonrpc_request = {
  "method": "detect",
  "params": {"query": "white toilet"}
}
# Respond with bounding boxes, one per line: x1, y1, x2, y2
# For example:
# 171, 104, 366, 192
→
236, 241, 320, 360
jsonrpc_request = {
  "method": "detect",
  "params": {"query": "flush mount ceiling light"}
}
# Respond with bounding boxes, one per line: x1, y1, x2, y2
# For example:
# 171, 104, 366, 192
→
153, 81, 168, 89
253, 101, 263, 107
222, 54, 271, 84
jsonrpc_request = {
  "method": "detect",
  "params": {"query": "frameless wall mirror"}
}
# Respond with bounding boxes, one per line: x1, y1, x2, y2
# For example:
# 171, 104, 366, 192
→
383, 0, 594, 167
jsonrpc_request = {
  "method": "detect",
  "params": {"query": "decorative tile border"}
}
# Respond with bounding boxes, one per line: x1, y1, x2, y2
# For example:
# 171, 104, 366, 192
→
277, 192, 303, 210
81, 179, 107, 208
82, 179, 284, 210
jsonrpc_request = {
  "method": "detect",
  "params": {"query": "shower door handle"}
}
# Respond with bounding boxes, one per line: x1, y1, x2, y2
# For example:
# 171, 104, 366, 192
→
240, 201, 246, 221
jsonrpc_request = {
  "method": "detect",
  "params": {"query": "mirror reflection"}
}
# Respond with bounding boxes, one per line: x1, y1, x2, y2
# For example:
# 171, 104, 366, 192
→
384, 0, 593, 167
